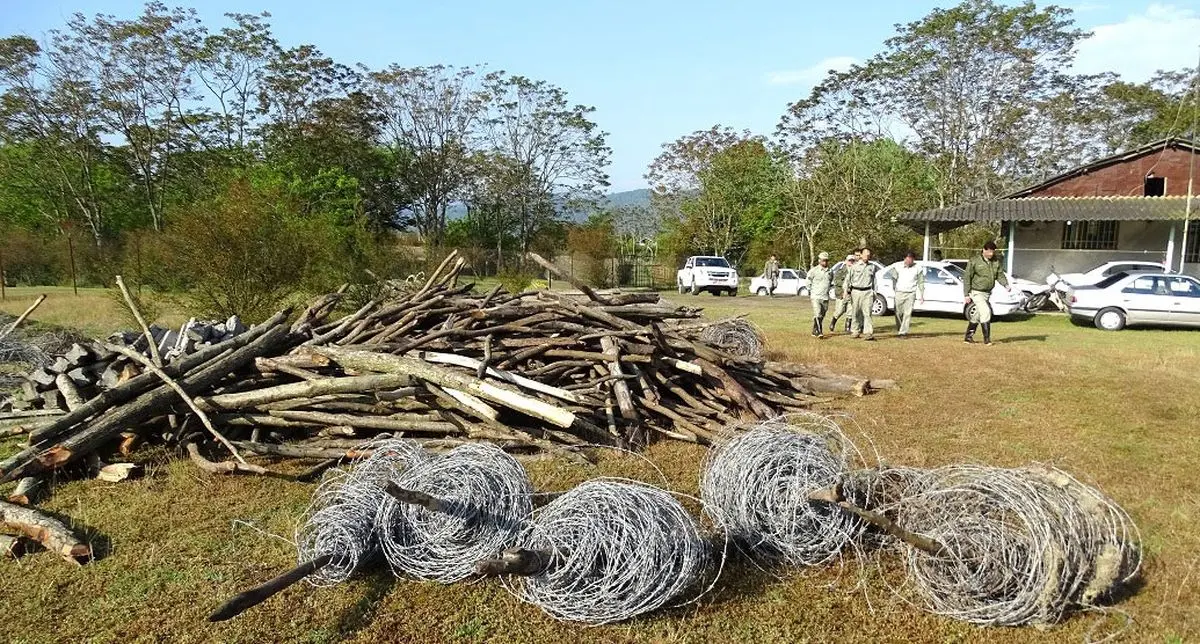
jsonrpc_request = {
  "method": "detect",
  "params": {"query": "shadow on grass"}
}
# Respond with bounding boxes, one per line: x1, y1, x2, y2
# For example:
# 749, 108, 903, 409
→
335, 568, 396, 639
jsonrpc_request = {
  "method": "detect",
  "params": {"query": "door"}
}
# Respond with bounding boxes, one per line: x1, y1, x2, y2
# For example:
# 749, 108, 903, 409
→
1166, 276, 1200, 326
919, 266, 960, 313
1119, 275, 1172, 324
777, 269, 801, 295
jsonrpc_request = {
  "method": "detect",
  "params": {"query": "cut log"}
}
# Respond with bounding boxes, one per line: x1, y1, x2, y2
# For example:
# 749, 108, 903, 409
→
314, 347, 577, 430
208, 553, 334, 622
197, 374, 411, 411
0, 499, 91, 564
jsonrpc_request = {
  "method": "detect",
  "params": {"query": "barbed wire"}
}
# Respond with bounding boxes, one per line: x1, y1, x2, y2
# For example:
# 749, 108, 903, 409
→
503, 478, 711, 624
881, 464, 1142, 627
376, 443, 533, 583
294, 438, 426, 587
697, 318, 765, 360
700, 413, 868, 567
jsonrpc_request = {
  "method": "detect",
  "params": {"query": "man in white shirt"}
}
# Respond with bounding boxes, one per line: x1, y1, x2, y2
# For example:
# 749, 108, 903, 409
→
884, 251, 925, 338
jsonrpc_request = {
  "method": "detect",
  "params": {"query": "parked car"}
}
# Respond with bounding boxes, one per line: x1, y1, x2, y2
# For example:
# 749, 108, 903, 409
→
677, 256, 739, 296
1047, 260, 1167, 293
945, 259, 1052, 311
880, 260, 1027, 320
750, 268, 809, 296
1066, 272, 1200, 330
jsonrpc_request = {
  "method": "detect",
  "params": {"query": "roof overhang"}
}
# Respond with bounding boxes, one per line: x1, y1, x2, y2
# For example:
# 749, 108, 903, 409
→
900, 196, 1196, 234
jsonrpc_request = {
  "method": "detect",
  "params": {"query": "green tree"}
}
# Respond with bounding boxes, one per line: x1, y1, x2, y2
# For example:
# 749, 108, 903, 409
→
779, 0, 1089, 204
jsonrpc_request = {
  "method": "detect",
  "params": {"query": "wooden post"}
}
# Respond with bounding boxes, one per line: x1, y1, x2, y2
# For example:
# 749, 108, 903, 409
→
1006, 220, 1016, 275
0, 243, 6, 301
66, 232, 78, 296
922, 222, 931, 261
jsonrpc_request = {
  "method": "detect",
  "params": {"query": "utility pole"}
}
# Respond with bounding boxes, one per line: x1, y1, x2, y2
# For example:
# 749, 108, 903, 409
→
1180, 46, 1199, 271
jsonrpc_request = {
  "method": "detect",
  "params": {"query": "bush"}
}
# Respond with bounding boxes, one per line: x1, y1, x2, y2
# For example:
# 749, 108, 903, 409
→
158, 178, 329, 322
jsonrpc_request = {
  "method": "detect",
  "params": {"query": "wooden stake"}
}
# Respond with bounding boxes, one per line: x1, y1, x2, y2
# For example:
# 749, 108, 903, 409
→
115, 275, 162, 367
208, 553, 334, 622
475, 547, 558, 576
0, 294, 46, 339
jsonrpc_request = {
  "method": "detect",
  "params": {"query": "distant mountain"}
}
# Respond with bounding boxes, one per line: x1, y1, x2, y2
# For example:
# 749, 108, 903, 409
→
445, 188, 652, 223
603, 188, 651, 209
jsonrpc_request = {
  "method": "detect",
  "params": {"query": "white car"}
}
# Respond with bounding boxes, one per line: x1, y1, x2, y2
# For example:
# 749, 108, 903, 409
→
1067, 272, 1200, 330
879, 261, 1026, 320
1048, 260, 1168, 293
750, 268, 809, 296
945, 259, 1051, 311
677, 256, 739, 296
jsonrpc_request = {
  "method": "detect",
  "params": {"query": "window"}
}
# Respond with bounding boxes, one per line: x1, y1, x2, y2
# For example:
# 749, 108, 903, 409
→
1144, 176, 1166, 196
1062, 221, 1118, 250
1169, 277, 1200, 297
780, 270, 797, 280
1186, 226, 1200, 264
695, 257, 730, 268
1122, 276, 1161, 295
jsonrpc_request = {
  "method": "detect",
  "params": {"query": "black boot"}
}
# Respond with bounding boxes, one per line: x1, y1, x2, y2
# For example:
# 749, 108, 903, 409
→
829, 315, 840, 333
845, 318, 852, 334
816, 318, 825, 338
811, 318, 820, 337
982, 323, 992, 345
964, 322, 978, 344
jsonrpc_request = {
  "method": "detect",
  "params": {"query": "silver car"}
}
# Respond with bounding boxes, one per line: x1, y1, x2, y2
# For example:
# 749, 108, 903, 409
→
1067, 272, 1200, 331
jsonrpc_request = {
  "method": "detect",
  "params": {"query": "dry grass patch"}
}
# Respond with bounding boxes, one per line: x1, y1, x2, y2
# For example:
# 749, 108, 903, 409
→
0, 292, 1198, 642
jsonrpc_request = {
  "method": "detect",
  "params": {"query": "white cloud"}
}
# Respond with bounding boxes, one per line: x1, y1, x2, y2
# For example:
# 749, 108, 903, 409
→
766, 56, 857, 86
1073, 3, 1200, 81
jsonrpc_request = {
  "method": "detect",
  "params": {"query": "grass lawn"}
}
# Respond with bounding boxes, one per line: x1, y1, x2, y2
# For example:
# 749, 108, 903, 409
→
2, 289, 1199, 643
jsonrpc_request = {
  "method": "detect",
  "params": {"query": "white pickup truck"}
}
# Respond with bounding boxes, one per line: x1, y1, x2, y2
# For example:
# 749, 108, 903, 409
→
677, 256, 739, 296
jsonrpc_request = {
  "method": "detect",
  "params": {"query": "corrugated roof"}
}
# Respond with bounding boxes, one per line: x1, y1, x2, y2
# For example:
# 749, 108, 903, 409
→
901, 196, 1196, 223
1006, 137, 1200, 198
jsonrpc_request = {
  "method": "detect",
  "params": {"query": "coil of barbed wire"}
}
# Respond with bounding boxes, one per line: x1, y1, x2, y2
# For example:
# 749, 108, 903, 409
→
375, 443, 533, 583
698, 318, 764, 359
884, 464, 1142, 627
501, 478, 710, 624
700, 413, 868, 566
294, 438, 426, 587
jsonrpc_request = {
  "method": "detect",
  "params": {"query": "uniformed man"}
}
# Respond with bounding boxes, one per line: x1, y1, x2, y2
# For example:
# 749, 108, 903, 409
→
807, 251, 833, 337
842, 247, 878, 341
884, 251, 925, 338
764, 254, 780, 296
963, 240, 1010, 345
829, 252, 857, 334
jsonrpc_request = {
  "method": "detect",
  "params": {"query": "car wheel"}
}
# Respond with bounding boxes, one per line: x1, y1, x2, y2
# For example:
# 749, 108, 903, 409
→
756, 287, 768, 296
871, 295, 887, 316
964, 302, 978, 322
799, 287, 809, 297
1095, 307, 1126, 331
728, 288, 737, 297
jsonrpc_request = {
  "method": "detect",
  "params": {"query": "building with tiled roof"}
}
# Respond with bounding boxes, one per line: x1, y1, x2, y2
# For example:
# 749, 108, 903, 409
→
902, 138, 1199, 280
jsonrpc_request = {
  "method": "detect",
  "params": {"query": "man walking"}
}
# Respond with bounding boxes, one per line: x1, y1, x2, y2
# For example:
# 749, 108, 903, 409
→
829, 252, 857, 334
885, 251, 924, 338
963, 241, 1010, 345
807, 252, 833, 337
842, 247, 878, 341
764, 254, 780, 297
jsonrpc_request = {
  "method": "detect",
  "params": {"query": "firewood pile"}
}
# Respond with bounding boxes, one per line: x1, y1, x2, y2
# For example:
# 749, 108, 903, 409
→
0, 251, 893, 563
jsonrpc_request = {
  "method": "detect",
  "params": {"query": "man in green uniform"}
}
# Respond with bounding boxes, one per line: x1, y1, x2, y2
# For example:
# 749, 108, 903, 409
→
884, 251, 924, 338
842, 247, 878, 341
829, 252, 857, 334
963, 240, 1010, 345
764, 254, 780, 296
807, 251, 833, 337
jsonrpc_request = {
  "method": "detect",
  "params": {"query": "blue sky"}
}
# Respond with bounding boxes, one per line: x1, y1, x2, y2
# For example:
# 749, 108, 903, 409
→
6, 1, 1199, 191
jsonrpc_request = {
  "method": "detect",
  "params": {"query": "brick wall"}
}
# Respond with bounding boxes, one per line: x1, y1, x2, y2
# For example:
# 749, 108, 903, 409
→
1030, 148, 1199, 197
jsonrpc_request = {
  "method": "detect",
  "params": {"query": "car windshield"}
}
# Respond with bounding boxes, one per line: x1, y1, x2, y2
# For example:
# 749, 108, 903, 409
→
695, 257, 731, 268
942, 264, 965, 278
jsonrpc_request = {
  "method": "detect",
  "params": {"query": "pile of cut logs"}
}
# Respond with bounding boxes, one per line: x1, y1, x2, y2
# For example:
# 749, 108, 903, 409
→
0, 252, 893, 563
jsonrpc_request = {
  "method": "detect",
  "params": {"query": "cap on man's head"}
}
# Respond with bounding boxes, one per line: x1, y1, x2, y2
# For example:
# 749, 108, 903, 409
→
818, 251, 830, 260
845, 254, 856, 261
